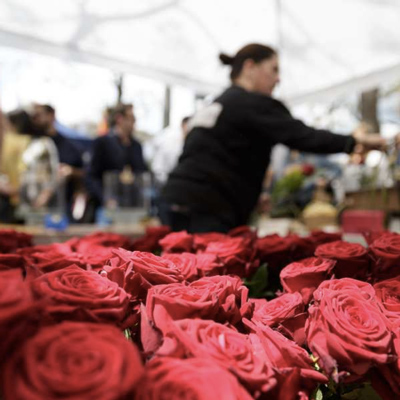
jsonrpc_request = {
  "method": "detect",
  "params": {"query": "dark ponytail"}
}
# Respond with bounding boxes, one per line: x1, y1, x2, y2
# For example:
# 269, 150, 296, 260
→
219, 43, 277, 81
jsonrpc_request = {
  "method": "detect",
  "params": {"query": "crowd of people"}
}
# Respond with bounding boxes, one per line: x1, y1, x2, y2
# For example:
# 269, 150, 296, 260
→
0, 102, 153, 224
0, 43, 394, 232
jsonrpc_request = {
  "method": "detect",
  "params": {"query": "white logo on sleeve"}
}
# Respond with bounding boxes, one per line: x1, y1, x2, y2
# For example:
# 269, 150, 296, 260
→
188, 103, 223, 130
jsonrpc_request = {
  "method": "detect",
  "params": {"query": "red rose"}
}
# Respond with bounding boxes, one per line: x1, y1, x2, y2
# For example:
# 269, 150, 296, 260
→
309, 230, 342, 246
74, 231, 131, 249
246, 321, 327, 398
131, 225, 171, 252
110, 249, 184, 285
0, 229, 32, 253
256, 234, 295, 268
228, 225, 258, 248
146, 275, 250, 331
31, 265, 132, 326
306, 278, 392, 379
370, 327, 400, 399
280, 257, 335, 304
369, 232, 400, 280
315, 240, 369, 279
156, 319, 276, 394
19, 242, 113, 279
193, 232, 227, 251
0, 269, 36, 366
374, 276, 400, 323
135, 357, 253, 400
204, 236, 259, 277
159, 231, 194, 253
161, 253, 199, 281
1, 321, 143, 400
250, 293, 306, 346
0, 253, 24, 271
193, 253, 224, 276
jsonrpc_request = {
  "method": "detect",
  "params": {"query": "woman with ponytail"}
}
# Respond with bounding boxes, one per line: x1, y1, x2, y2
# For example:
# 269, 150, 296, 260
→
160, 43, 386, 233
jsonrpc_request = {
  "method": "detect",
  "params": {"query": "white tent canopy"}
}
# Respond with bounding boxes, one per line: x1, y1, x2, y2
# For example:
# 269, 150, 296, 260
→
1, 0, 400, 104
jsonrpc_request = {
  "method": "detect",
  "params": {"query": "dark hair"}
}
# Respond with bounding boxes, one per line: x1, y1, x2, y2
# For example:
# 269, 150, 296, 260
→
108, 103, 133, 128
37, 104, 56, 115
7, 109, 37, 134
219, 43, 277, 81
181, 116, 191, 125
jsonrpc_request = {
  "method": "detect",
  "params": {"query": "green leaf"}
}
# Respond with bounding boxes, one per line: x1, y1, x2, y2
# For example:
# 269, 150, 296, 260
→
244, 263, 269, 298
124, 329, 132, 341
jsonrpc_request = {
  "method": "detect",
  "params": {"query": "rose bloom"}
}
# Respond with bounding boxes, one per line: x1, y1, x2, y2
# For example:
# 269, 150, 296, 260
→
315, 240, 369, 279
306, 278, 392, 378
159, 231, 194, 253
308, 230, 342, 246
374, 276, 400, 323
111, 249, 184, 285
0, 269, 37, 366
204, 236, 259, 277
256, 234, 295, 269
280, 257, 335, 304
156, 319, 276, 394
161, 252, 199, 281
246, 320, 327, 398
19, 242, 113, 279
370, 327, 400, 399
131, 225, 171, 252
0, 253, 24, 271
0, 229, 32, 253
135, 357, 253, 400
193, 232, 227, 251
146, 275, 250, 331
73, 231, 131, 249
250, 293, 306, 346
1, 321, 143, 400
31, 265, 132, 326
193, 253, 224, 277
369, 232, 400, 280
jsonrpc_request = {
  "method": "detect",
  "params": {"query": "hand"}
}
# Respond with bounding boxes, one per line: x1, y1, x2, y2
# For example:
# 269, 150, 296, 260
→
33, 189, 53, 209
58, 163, 73, 179
352, 124, 387, 152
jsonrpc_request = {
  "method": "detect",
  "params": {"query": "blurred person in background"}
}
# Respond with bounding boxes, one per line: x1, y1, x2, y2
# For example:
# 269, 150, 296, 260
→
85, 103, 148, 220
160, 43, 387, 233
0, 109, 32, 222
31, 104, 85, 220
148, 116, 191, 186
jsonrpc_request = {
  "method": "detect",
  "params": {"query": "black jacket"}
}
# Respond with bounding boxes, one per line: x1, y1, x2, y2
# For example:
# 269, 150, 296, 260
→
162, 86, 355, 226
86, 132, 147, 203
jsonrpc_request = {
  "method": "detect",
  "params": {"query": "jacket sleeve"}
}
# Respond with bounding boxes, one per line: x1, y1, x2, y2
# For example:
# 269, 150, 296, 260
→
248, 101, 356, 154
